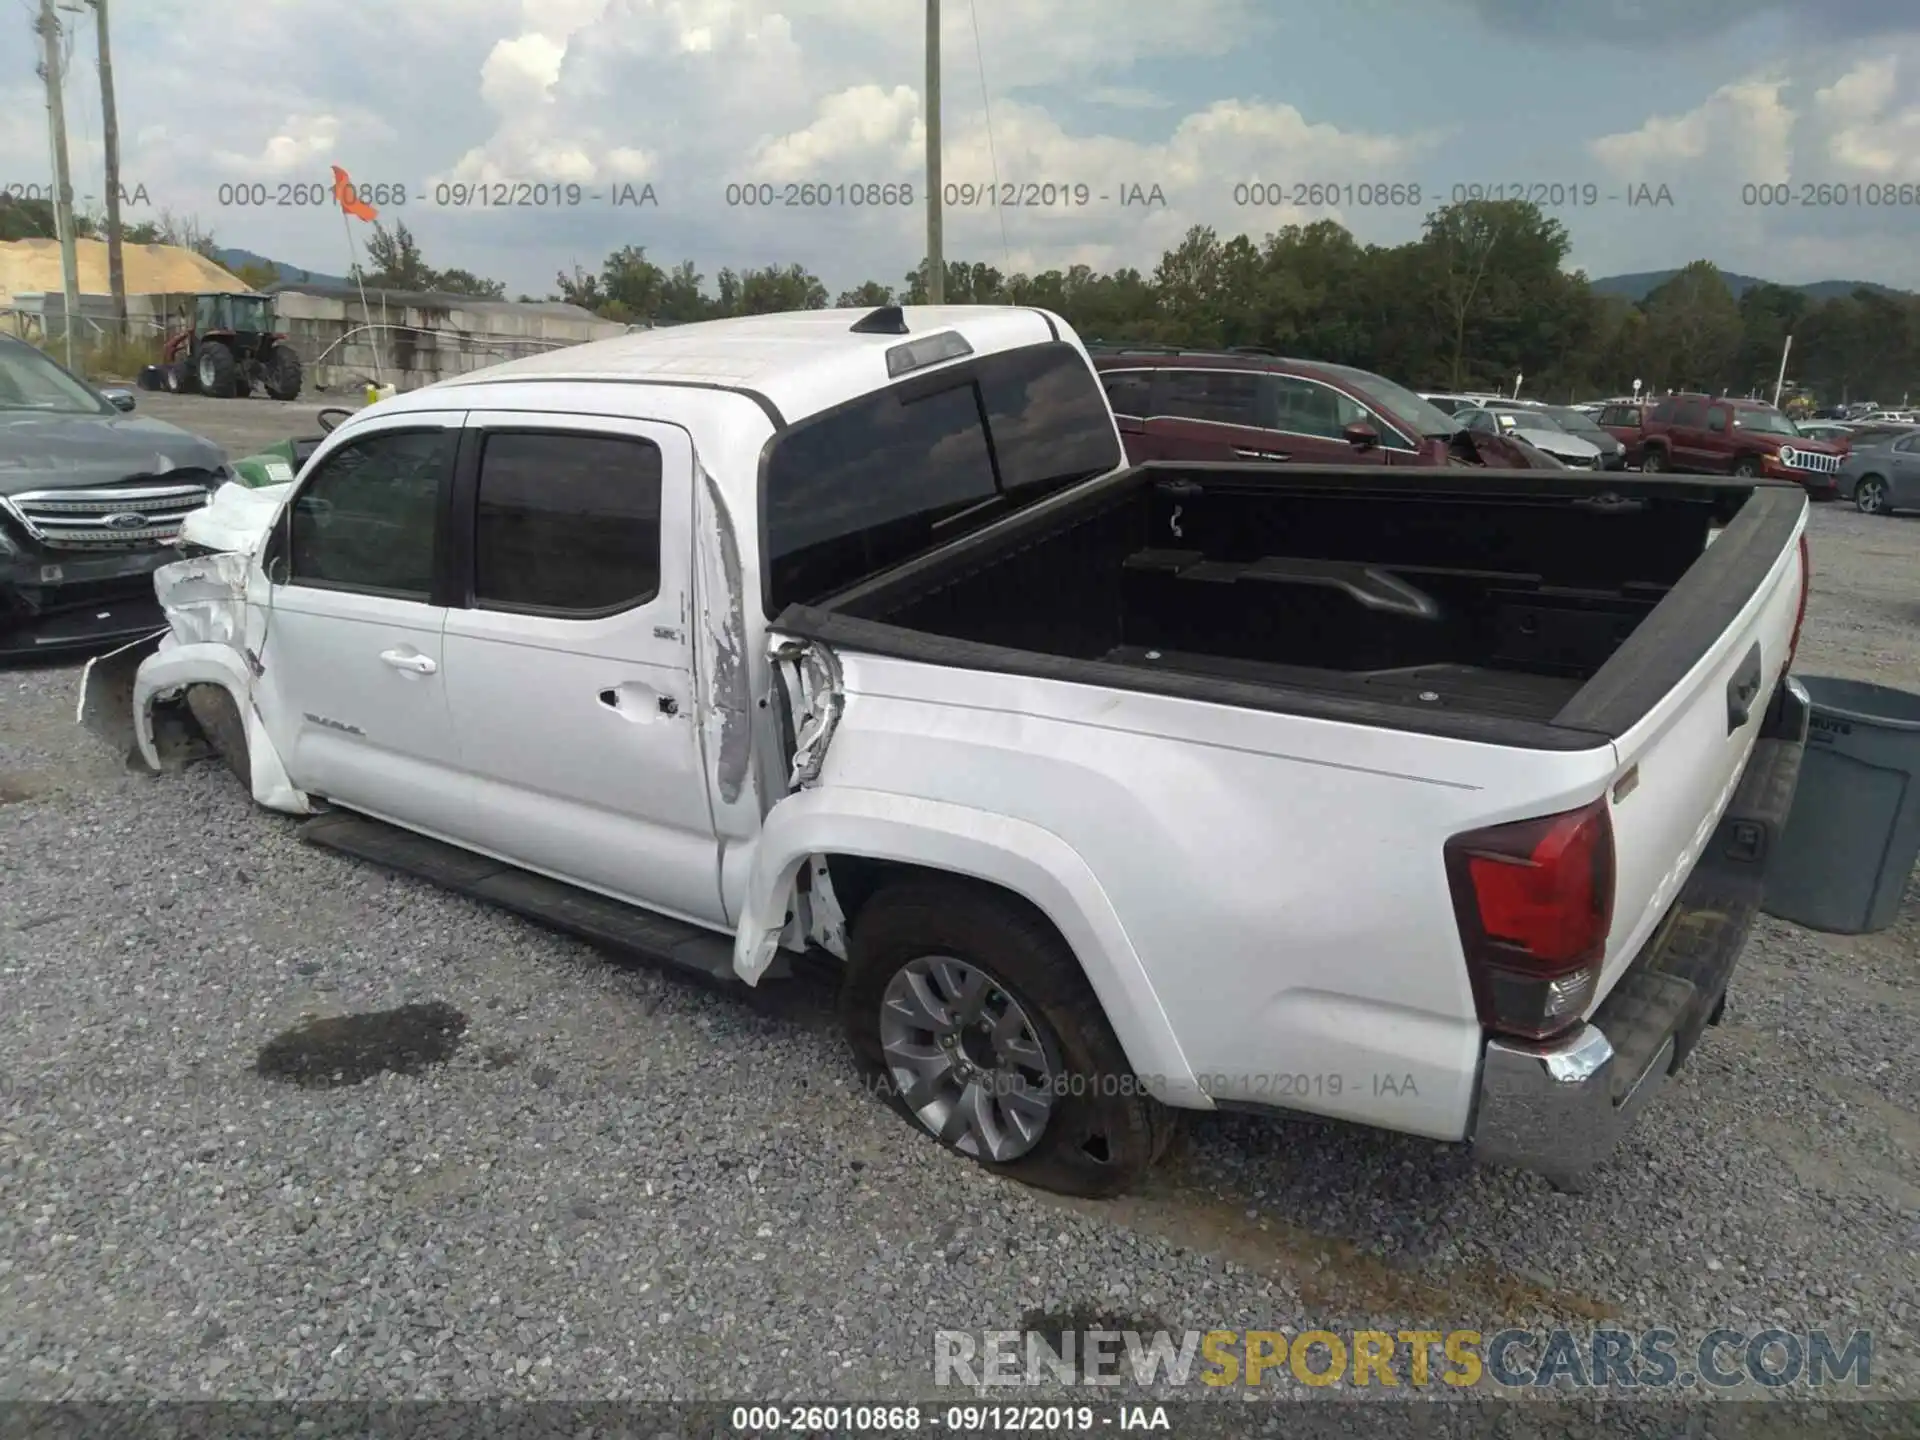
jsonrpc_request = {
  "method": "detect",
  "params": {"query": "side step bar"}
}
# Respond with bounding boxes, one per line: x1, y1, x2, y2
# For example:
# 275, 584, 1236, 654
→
299, 810, 788, 989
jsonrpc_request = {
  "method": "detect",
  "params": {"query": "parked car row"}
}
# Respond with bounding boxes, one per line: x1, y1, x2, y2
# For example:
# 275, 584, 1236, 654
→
1088, 349, 1568, 471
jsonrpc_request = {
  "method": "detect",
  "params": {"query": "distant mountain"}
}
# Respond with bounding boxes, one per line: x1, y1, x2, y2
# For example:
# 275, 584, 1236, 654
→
1589, 269, 1908, 303
211, 247, 347, 288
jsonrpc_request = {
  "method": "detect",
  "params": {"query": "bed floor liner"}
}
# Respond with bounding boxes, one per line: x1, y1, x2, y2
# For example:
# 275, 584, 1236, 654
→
1101, 645, 1585, 722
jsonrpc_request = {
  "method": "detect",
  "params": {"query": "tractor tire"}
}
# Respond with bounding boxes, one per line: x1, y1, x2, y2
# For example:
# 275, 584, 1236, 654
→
162, 361, 188, 394
196, 341, 237, 398
232, 368, 253, 399
264, 344, 304, 402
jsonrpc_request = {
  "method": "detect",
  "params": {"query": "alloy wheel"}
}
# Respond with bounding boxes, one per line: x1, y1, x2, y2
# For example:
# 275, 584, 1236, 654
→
878, 955, 1058, 1162
1856, 478, 1887, 514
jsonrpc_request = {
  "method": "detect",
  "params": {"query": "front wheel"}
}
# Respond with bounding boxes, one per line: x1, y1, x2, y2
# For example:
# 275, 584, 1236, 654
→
264, 343, 303, 401
842, 880, 1169, 1197
196, 341, 237, 398
1855, 476, 1890, 515
1640, 446, 1667, 473
1731, 455, 1761, 478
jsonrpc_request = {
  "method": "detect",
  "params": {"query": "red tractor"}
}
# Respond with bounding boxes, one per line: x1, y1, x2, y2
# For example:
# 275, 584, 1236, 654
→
143, 292, 303, 400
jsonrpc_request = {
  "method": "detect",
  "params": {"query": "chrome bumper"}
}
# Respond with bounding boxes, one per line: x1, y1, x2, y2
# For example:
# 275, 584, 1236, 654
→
1472, 1025, 1675, 1190
1470, 675, 1810, 1190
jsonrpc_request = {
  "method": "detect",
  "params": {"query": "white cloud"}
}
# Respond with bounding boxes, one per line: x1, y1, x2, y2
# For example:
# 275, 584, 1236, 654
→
3, 0, 1915, 298
1589, 77, 1795, 181
1812, 56, 1920, 177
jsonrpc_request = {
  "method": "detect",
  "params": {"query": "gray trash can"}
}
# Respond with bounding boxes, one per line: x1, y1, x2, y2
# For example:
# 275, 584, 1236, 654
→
1762, 676, 1920, 934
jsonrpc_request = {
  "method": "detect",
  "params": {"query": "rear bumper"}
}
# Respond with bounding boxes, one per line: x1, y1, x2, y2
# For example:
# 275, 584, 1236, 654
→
1470, 674, 1810, 1188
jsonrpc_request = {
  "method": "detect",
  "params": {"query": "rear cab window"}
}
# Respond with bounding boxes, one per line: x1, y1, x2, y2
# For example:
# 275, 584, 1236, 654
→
761, 341, 1121, 614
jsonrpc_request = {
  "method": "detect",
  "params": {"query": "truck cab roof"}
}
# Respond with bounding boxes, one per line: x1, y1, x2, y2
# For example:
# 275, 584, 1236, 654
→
416, 305, 1067, 434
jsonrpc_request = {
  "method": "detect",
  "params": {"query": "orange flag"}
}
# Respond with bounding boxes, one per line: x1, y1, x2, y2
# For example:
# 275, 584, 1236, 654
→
331, 165, 378, 222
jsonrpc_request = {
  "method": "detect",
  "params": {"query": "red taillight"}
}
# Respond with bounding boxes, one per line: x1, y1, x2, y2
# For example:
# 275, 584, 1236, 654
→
1785, 532, 1810, 674
1445, 798, 1615, 1041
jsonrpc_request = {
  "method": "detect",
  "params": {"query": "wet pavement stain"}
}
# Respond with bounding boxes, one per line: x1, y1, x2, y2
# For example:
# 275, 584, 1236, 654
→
0, 771, 48, 806
1019, 1305, 1170, 1381
254, 1001, 468, 1088
1050, 1174, 1620, 1326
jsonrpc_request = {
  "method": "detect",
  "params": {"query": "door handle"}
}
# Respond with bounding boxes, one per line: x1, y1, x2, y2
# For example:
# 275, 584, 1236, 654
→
1234, 448, 1291, 462
380, 649, 437, 675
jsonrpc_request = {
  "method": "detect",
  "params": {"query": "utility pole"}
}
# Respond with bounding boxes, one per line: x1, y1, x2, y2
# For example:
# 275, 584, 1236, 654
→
36, 0, 83, 367
924, 0, 943, 304
91, 0, 127, 339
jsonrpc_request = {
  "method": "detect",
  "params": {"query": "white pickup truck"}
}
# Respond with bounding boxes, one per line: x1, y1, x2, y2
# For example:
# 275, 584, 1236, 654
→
83, 305, 1812, 1198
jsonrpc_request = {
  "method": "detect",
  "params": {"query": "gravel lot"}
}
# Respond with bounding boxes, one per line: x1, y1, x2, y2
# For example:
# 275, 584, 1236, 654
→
3, 402, 1917, 1415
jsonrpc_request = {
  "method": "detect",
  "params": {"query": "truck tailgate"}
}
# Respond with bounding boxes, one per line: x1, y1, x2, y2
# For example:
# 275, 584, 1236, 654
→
1570, 502, 1809, 999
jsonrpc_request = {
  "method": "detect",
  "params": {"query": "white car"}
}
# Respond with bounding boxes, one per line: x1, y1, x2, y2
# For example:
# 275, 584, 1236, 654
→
1451, 402, 1606, 469
84, 305, 1812, 1196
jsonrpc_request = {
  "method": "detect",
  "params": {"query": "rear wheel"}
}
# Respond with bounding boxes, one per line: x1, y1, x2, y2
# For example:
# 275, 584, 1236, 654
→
196, 341, 237, 398
1640, 445, 1667, 473
1855, 476, 1890, 515
263, 343, 303, 401
842, 879, 1168, 1197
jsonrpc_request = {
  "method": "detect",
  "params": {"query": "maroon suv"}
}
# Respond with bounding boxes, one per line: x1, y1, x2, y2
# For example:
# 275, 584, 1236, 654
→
1091, 349, 1553, 468
1637, 393, 1847, 494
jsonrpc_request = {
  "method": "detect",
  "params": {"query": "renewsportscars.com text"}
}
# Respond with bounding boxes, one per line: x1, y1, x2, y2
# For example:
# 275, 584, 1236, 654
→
934, 1326, 1872, 1390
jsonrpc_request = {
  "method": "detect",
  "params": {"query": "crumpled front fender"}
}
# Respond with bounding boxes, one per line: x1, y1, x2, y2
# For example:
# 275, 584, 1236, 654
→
130, 639, 310, 814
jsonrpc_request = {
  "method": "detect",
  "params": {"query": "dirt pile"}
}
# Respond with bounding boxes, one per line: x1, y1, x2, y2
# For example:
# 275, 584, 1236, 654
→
0, 239, 246, 305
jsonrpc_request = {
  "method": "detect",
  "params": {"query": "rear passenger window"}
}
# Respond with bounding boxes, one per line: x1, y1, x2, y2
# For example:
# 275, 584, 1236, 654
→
285, 428, 450, 597
1099, 369, 1153, 418
1160, 370, 1273, 428
473, 431, 661, 613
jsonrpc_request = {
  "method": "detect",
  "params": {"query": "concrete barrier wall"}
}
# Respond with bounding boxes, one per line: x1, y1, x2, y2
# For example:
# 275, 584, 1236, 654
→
272, 292, 628, 393
5, 289, 626, 393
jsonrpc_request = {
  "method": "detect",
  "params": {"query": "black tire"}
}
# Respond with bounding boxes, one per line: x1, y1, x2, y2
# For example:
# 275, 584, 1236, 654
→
1731, 455, 1761, 477
184, 683, 250, 789
1855, 476, 1890, 515
842, 878, 1169, 1198
162, 361, 186, 394
196, 340, 237, 398
264, 343, 303, 401
1640, 445, 1667, 473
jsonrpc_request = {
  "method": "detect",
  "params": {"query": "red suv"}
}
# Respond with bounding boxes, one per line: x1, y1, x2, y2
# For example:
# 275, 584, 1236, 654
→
1090, 349, 1554, 468
1637, 393, 1847, 494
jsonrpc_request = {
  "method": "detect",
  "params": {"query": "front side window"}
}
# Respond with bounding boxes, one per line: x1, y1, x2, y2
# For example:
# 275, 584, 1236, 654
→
762, 341, 1122, 613
1271, 376, 1370, 439
474, 431, 662, 614
285, 428, 450, 597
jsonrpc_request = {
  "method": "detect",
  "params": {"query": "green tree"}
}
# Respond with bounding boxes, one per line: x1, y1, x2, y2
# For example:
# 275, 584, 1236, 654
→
1639, 261, 1743, 392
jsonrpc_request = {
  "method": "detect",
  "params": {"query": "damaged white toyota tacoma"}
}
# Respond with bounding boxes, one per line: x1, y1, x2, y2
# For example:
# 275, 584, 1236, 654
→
81, 305, 1812, 1197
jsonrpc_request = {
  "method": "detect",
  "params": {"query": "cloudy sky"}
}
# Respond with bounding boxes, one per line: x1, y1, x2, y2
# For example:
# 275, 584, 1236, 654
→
6, 0, 1918, 297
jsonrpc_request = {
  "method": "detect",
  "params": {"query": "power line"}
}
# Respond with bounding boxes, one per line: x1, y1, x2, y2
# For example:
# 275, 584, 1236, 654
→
964, 0, 1012, 280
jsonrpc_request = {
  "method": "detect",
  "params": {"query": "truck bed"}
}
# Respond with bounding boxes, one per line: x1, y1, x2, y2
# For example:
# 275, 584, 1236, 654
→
773, 463, 1806, 747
